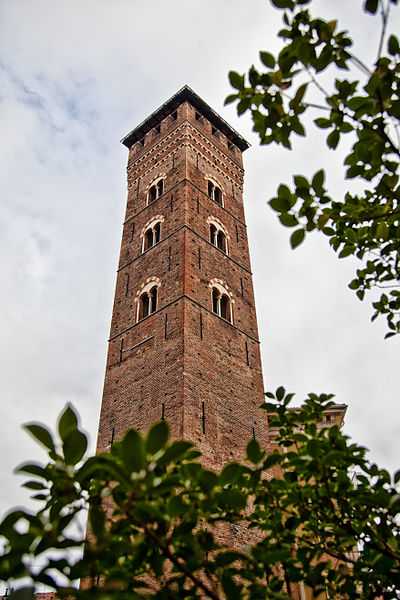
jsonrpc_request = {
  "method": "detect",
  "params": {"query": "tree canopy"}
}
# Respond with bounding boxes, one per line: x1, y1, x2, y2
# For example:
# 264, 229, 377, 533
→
0, 395, 399, 599
226, 0, 400, 338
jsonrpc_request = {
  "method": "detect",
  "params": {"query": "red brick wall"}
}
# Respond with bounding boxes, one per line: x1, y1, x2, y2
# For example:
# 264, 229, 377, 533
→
96, 99, 268, 469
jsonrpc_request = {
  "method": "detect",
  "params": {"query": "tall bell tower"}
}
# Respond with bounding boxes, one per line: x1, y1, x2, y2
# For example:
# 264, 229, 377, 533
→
96, 86, 268, 471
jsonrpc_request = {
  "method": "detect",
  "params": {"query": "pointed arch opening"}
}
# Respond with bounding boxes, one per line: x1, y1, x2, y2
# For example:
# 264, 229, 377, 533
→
210, 281, 233, 324
137, 280, 160, 321
147, 177, 165, 205
207, 178, 223, 207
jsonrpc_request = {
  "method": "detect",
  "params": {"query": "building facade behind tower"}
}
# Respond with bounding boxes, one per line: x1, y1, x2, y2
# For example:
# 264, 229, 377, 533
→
96, 86, 268, 473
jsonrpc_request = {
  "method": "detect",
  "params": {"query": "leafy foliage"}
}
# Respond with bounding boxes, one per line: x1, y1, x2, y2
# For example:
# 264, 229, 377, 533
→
1, 400, 399, 598
226, 0, 400, 337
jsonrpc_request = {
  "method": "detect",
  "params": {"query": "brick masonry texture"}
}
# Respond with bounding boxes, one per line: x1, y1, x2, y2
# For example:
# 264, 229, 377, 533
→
96, 99, 269, 466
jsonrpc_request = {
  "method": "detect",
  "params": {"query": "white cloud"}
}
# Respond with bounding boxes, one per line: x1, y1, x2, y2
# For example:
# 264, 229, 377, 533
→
0, 0, 399, 540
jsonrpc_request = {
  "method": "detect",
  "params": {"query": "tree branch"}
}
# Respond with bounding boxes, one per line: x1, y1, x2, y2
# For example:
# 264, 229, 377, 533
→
143, 525, 221, 600
377, 0, 390, 62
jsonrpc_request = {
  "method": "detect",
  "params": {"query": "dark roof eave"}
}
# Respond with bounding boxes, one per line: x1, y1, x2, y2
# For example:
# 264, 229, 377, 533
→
120, 85, 250, 152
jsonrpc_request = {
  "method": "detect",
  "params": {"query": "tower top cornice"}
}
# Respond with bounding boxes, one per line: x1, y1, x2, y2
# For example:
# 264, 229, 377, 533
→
120, 85, 250, 152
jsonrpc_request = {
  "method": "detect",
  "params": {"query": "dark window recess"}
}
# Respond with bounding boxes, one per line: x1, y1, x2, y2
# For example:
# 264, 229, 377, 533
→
211, 287, 232, 323
201, 402, 206, 434
196, 153, 199, 169
252, 426, 256, 440
138, 286, 158, 320
161, 403, 165, 420
130, 222, 135, 241
212, 288, 219, 314
171, 110, 177, 121
148, 179, 164, 203
119, 338, 124, 364
155, 124, 161, 135
235, 223, 239, 243
212, 126, 219, 136
240, 277, 244, 297
195, 111, 203, 121
220, 294, 229, 320
110, 427, 115, 446
208, 180, 223, 206
144, 228, 153, 251
143, 221, 162, 252
210, 224, 227, 253
197, 198, 200, 213
172, 153, 175, 169
228, 141, 236, 153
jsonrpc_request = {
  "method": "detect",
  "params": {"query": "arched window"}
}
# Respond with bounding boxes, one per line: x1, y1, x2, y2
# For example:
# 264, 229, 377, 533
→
147, 177, 165, 204
210, 284, 233, 323
142, 218, 163, 253
208, 219, 228, 254
138, 284, 158, 320
207, 179, 223, 206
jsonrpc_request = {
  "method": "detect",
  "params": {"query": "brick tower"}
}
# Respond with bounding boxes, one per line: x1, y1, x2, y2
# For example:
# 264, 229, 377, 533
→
96, 86, 268, 470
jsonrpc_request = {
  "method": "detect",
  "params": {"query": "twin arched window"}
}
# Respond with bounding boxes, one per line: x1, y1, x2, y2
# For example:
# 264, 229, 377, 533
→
209, 222, 228, 254
136, 280, 233, 324
211, 284, 233, 323
138, 284, 158, 321
142, 219, 162, 252
207, 179, 223, 206
147, 177, 165, 204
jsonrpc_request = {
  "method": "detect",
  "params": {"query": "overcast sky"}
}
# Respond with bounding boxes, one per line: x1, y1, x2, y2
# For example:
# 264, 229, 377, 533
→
1, 0, 399, 531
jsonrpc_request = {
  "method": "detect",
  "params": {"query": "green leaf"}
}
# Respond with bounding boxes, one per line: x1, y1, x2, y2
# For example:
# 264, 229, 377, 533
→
146, 421, 169, 455
63, 430, 88, 465
121, 429, 145, 473
278, 183, 292, 200
327, 129, 340, 149
290, 228, 305, 249
279, 213, 298, 227
220, 463, 243, 485
269, 196, 291, 212
271, 0, 294, 8
228, 71, 244, 90
339, 245, 354, 258
167, 494, 187, 517
260, 51, 275, 68
22, 480, 46, 491
294, 175, 309, 189
15, 462, 47, 479
222, 572, 242, 600
246, 438, 264, 464
218, 489, 246, 510
314, 117, 331, 129
157, 440, 193, 467
224, 93, 238, 106
58, 404, 78, 441
24, 423, 55, 453
312, 169, 325, 193
376, 221, 389, 240
276, 386, 285, 401
292, 83, 308, 107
